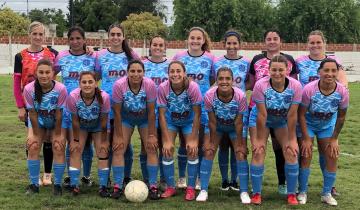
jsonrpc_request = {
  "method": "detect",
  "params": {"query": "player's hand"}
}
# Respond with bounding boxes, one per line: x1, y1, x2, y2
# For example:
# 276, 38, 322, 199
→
186, 140, 198, 159
285, 140, 299, 158
146, 135, 158, 152
162, 141, 174, 159
251, 139, 265, 155
18, 108, 27, 122
70, 138, 80, 153
301, 138, 313, 158
327, 138, 340, 158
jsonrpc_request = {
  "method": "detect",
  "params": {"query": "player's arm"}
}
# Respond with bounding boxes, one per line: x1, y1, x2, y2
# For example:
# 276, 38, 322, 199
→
71, 114, 80, 144
100, 113, 108, 142
208, 111, 217, 144
159, 107, 172, 158
146, 101, 158, 151
298, 105, 312, 157
287, 104, 299, 142
190, 105, 201, 142
234, 113, 244, 144
112, 103, 123, 141
256, 103, 267, 142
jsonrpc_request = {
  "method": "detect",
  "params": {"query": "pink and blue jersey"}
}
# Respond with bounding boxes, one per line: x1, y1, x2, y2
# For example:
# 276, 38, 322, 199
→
112, 77, 157, 123
205, 86, 247, 132
66, 88, 110, 131
157, 80, 202, 126
252, 76, 302, 127
214, 56, 250, 92
24, 81, 67, 129
143, 58, 169, 88
296, 55, 342, 87
301, 80, 349, 129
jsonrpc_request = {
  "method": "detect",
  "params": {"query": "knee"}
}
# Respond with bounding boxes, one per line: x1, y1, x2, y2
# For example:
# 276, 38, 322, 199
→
53, 140, 66, 155
97, 146, 109, 160
203, 148, 215, 160
284, 149, 298, 163
112, 142, 126, 155
27, 138, 40, 154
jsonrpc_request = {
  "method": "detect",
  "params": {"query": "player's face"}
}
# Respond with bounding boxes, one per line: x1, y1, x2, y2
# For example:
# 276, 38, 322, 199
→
168, 63, 186, 85
128, 63, 144, 85
29, 26, 45, 47
269, 62, 287, 83
217, 71, 233, 93
109, 27, 124, 48
308, 35, 325, 56
319, 62, 338, 84
68, 31, 85, 53
265, 32, 281, 53
80, 74, 97, 95
150, 37, 165, 58
188, 30, 205, 52
36, 64, 53, 87
225, 36, 240, 58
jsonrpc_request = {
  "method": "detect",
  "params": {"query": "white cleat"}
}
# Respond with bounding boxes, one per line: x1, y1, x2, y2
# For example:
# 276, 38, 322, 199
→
176, 177, 187, 189
196, 190, 208, 202
321, 193, 338, 206
297, 192, 307, 204
240, 192, 251, 204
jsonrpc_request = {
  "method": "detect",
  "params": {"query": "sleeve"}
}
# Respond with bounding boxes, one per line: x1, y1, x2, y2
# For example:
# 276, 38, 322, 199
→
252, 81, 265, 103
292, 81, 302, 104
286, 55, 298, 75
13, 74, 25, 108
157, 84, 168, 108
188, 82, 202, 105
301, 86, 311, 107
56, 86, 67, 108
23, 86, 34, 109
54, 52, 63, 74
66, 94, 77, 114
131, 50, 140, 60
95, 53, 102, 78
145, 79, 157, 102
112, 82, 124, 104
101, 93, 111, 113
339, 86, 350, 109
249, 56, 257, 75
237, 91, 247, 114
14, 53, 23, 74
204, 91, 213, 112
49, 48, 59, 57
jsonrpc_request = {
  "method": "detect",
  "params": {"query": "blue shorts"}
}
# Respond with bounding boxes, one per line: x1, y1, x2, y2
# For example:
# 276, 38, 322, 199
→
122, 118, 148, 129
80, 125, 102, 133
61, 108, 72, 129
167, 121, 193, 135
299, 125, 335, 139
248, 106, 287, 129
27, 117, 54, 130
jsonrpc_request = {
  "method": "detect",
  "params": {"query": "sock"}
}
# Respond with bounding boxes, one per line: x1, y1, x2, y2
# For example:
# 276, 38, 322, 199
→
53, 163, 65, 185
140, 154, 148, 181
159, 153, 165, 181
43, 142, 53, 173
178, 146, 187, 178
65, 144, 70, 173
162, 158, 175, 187
218, 147, 229, 182
322, 169, 336, 195
237, 160, 249, 192
82, 144, 93, 177
27, 159, 40, 186
112, 166, 124, 188
187, 159, 199, 188
285, 162, 299, 194
199, 159, 213, 191
98, 168, 110, 187
230, 149, 237, 182
147, 164, 158, 186
299, 167, 310, 193
69, 167, 80, 186
274, 149, 286, 185
124, 144, 134, 178
319, 154, 326, 175
250, 164, 264, 194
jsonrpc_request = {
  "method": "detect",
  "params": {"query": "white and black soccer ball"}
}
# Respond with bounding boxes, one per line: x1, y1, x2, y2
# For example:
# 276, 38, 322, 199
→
124, 180, 149, 203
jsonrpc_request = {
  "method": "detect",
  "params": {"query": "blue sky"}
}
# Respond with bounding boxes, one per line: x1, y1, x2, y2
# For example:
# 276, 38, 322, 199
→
1, 0, 69, 14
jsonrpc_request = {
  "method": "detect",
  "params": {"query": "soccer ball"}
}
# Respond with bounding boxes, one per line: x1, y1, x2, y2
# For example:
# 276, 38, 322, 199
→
124, 180, 149, 203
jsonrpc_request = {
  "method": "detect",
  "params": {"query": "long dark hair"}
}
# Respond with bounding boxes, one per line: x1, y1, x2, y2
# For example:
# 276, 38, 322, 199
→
34, 59, 54, 104
108, 22, 134, 61
79, 71, 103, 105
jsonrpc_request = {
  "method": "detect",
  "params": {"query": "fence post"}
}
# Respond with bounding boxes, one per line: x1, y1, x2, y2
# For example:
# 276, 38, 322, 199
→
8, 32, 12, 67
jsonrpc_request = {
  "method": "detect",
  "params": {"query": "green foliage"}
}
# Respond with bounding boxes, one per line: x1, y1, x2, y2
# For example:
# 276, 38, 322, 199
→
121, 12, 168, 40
0, 8, 30, 35
28, 8, 67, 37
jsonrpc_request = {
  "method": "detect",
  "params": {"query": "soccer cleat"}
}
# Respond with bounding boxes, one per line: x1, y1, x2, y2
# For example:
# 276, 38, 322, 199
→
331, 187, 340, 196
71, 186, 80, 196
26, 184, 39, 195
297, 192, 307, 204
321, 193, 338, 206
111, 184, 123, 199
195, 178, 201, 191
278, 184, 287, 195
185, 187, 196, 201
196, 190, 208, 202
123, 177, 132, 189
42, 173, 52, 186
161, 187, 176, 198
81, 176, 93, 187
53, 184, 62, 196
98, 186, 111, 198
177, 177, 187, 189
240, 192, 251, 204
230, 180, 240, 191
149, 186, 161, 200
287, 194, 298, 205
63, 176, 71, 190
158, 179, 167, 192
220, 180, 230, 191
251, 193, 262, 205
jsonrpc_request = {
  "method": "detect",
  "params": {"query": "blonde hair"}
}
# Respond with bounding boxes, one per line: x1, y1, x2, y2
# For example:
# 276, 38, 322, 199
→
188, 27, 212, 52
308, 30, 326, 44
28, 21, 45, 34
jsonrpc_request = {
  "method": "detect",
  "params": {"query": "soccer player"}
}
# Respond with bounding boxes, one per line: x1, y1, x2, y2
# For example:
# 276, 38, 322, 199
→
213, 30, 250, 192
196, 67, 249, 203
250, 55, 302, 205
67, 71, 111, 197
247, 29, 298, 195
297, 58, 349, 206
14, 21, 57, 186
112, 60, 160, 200
173, 27, 216, 190
23, 59, 67, 195
157, 61, 202, 200
55, 26, 97, 188
96, 22, 139, 189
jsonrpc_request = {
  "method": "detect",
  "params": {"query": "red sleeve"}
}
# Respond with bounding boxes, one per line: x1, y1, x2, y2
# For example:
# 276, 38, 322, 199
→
13, 74, 25, 108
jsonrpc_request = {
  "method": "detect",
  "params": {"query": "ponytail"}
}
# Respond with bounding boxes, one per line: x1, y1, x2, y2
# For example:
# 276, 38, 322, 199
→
95, 87, 103, 106
34, 79, 43, 104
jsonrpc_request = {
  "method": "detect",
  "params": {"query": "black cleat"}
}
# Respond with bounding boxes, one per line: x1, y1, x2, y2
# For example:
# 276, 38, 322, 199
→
111, 184, 123, 199
63, 176, 71, 191
99, 186, 111, 198
53, 184, 62, 196
25, 184, 39, 195
149, 186, 161, 200
81, 176, 93, 187
220, 180, 230, 191
229, 180, 239, 191
123, 177, 131, 188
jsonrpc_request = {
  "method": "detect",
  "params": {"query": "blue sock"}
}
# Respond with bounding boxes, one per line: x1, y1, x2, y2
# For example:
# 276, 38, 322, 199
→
147, 164, 158, 186
53, 163, 65, 185
218, 147, 229, 182
112, 166, 124, 188
82, 144, 93, 177
27, 159, 40, 186
230, 149, 237, 182
237, 160, 249, 192
124, 144, 133, 178
285, 162, 299, 194
69, 167, 80, 186
98, 168, 110, 187
199, 159, 213, 191
319, 154, 325, 174
65, 144, 70, 173
162, 158, 175, 187
299, 167, 310, 193
178, 146, 187, 178
187, 159, 199, 188
159, 153, 165, 181
322, 169, 336, 194
250, 164, 264, 194
139, 154, 148, 181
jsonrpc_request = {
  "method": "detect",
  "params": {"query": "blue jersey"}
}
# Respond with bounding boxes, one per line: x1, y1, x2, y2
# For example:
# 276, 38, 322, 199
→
144, 58, 169, 88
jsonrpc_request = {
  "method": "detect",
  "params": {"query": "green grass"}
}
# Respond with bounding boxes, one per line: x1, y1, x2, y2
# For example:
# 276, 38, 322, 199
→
0, 75, 359, 210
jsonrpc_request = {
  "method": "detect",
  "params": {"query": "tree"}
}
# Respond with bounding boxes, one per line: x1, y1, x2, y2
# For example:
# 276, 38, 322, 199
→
0, 8, 30, 35
121, 12, 168, 40
28, 8, 67, 37
115, 0, 165, 22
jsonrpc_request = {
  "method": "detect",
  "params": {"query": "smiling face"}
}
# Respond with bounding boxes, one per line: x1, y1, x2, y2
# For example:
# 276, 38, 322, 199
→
217, 70, 233, 93
109, 26, 125, 49
168, 62, 186, 86
225, 35, 240, 58
68, 30, 85, 53
308, 34, 325, 57
265, 32, 281, 53
269, 61, 287, 84
29, 25, 45, 48
80, 74, 97, 96
127, 63, 144, 85
188, 29, 205, 52
150, 37, 165, 58
36, 64, 53, 87
319, 61, 338, 84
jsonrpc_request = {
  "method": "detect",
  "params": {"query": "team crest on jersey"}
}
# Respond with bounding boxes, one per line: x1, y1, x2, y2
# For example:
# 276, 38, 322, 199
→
239, 65, 246, 72
50, 96, 57, 105
91, 107, 99, 114
331, 99, 339, 107
83, 59, 91, 66
284, 95, 292, 103
201, 61, 208, 68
